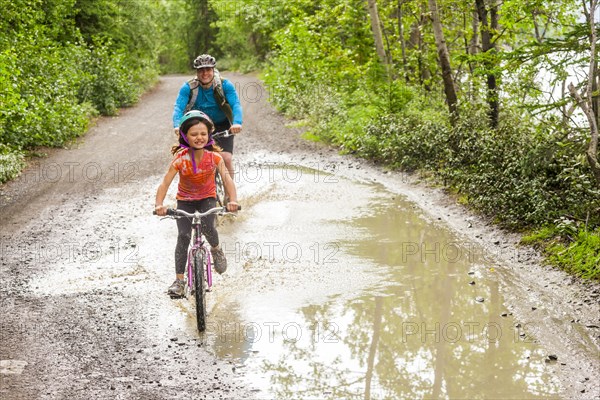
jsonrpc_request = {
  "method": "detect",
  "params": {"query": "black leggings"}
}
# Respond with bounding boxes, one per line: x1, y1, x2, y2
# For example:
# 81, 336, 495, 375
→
175, 198, 219, 275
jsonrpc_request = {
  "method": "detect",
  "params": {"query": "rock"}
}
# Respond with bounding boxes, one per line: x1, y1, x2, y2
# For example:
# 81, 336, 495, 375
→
475, 297, 485, 303
545, 355, 558, 363
469, 281, 476, 285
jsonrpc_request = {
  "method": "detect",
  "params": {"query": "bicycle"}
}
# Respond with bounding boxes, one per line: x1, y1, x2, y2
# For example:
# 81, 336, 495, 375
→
212, 129, 234, 209
154, 205, 240, 332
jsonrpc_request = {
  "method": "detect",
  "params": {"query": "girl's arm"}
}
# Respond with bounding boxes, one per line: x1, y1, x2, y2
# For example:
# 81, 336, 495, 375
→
155, 165, 178, 216
217, 159, 239, 211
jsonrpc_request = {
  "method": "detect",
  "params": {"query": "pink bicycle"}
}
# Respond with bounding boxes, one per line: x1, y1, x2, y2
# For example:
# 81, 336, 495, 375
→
155, 206, 239, 332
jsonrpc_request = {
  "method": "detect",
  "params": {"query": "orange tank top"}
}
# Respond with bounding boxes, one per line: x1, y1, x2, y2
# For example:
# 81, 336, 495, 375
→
172, 149, 222, 201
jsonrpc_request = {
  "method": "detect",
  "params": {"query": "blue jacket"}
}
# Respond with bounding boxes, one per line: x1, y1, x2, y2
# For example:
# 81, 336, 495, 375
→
173, 78, 243, 128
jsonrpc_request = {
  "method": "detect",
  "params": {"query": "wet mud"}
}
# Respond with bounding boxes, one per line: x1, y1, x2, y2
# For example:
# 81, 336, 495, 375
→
1, 74, 599, 399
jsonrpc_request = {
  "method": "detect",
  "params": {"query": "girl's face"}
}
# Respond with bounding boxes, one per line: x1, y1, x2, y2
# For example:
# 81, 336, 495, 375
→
185, 122, 209, 149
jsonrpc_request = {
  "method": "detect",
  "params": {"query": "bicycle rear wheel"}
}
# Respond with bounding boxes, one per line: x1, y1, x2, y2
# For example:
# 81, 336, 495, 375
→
193, 249, 207, 332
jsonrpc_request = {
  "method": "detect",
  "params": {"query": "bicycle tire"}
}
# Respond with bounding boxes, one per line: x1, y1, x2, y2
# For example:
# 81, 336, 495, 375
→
215, 172, 226, 208
193, 249, 207, 332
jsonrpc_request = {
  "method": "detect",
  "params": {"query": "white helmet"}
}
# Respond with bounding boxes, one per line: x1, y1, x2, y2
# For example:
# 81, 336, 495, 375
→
193, 54, 216, 69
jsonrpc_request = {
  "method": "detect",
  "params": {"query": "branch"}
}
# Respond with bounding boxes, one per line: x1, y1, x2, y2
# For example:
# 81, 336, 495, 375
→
569, 82, 600, 184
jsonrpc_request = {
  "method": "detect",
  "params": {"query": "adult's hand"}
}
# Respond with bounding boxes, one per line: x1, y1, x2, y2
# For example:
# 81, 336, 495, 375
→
230, 124, 242, 134
226, 201, 240, 212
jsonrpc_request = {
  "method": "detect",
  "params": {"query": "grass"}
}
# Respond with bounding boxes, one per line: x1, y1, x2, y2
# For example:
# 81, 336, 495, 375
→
521, 227, 600, 280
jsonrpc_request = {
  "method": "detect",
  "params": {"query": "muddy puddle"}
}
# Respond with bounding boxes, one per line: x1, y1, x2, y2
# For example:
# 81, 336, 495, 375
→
23, 164, 563, 399
199, 165, 562, 399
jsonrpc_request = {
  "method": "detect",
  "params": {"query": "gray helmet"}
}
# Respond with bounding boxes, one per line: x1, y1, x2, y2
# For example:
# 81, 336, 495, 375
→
193, 54, 216, 69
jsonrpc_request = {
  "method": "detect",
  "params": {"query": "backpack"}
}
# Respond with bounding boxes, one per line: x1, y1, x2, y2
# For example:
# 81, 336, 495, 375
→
185, 69, 234, 125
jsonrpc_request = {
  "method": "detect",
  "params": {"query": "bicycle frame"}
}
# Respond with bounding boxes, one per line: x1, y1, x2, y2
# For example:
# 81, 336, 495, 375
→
187, 214, 213, 293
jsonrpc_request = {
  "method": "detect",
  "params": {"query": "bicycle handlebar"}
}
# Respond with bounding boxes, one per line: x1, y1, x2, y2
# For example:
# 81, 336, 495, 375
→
212, 129, 232, 139
153, 205, 241, 217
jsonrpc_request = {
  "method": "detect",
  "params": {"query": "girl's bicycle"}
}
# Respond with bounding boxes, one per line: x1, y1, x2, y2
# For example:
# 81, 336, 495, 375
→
154, 206, 239, 332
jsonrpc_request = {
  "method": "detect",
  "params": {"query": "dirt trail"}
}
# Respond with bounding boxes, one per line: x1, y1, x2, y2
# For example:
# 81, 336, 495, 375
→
0, 73, 599, 399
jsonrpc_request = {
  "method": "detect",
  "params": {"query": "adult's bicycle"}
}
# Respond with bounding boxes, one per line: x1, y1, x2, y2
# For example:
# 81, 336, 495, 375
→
154, 206, 239, 332
212, 129, 234, 208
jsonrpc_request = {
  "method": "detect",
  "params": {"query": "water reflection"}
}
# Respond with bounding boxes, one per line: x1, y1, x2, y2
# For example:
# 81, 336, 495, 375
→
211, 175, 561, 399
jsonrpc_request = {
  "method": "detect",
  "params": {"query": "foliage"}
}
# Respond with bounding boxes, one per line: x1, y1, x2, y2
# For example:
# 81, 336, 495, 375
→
156, 0, 195, 73
0, 7, 93, 150
444, 109, 600, 228
0, 144, 25, 183
256, 0, 599, 277
0, 0, 167, 183
77, 42, 141, 115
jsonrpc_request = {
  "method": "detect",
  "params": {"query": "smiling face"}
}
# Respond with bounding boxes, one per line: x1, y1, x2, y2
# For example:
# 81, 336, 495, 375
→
196, 67, 214, 86
185, 121, 210, 149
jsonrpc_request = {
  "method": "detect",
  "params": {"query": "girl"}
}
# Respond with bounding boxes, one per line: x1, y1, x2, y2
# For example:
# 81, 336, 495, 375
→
155, 110, 239, 297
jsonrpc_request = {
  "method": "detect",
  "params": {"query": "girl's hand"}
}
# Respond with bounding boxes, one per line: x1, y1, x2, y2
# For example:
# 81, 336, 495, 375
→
226, 201, 239, 212
155, 205, 167, 216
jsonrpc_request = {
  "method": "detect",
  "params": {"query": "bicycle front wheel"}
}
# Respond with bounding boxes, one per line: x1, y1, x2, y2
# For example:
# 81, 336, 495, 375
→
193, 249, 208, 332
215, 172, 226, 208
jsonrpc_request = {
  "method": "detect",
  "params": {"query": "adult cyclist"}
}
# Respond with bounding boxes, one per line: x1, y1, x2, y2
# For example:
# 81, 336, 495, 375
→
172, 54, 243, 179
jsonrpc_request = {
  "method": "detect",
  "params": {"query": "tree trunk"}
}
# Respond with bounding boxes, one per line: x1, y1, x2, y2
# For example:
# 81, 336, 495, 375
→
428, 0, 459, 122
398, 0, 409, 81
570, 83, 600, 185
569, 0, 600, 185
406, 5, 431, 89
475, 0, 500, 129
469, 8, 480, 57
594, 59, 600, 133
366, 0, 390, 73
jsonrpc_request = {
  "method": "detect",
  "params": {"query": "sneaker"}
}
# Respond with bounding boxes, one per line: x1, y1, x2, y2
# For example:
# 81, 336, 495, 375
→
211, 247, 228, 274
167, 279, 185, 297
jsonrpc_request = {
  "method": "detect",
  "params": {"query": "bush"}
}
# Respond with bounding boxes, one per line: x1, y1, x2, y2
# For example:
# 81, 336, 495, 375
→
0, 144, 25, 184
0, 0, 160, 180
0, 38, 94, 149
77, 42, 142, 116
444, 111, 600, 228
